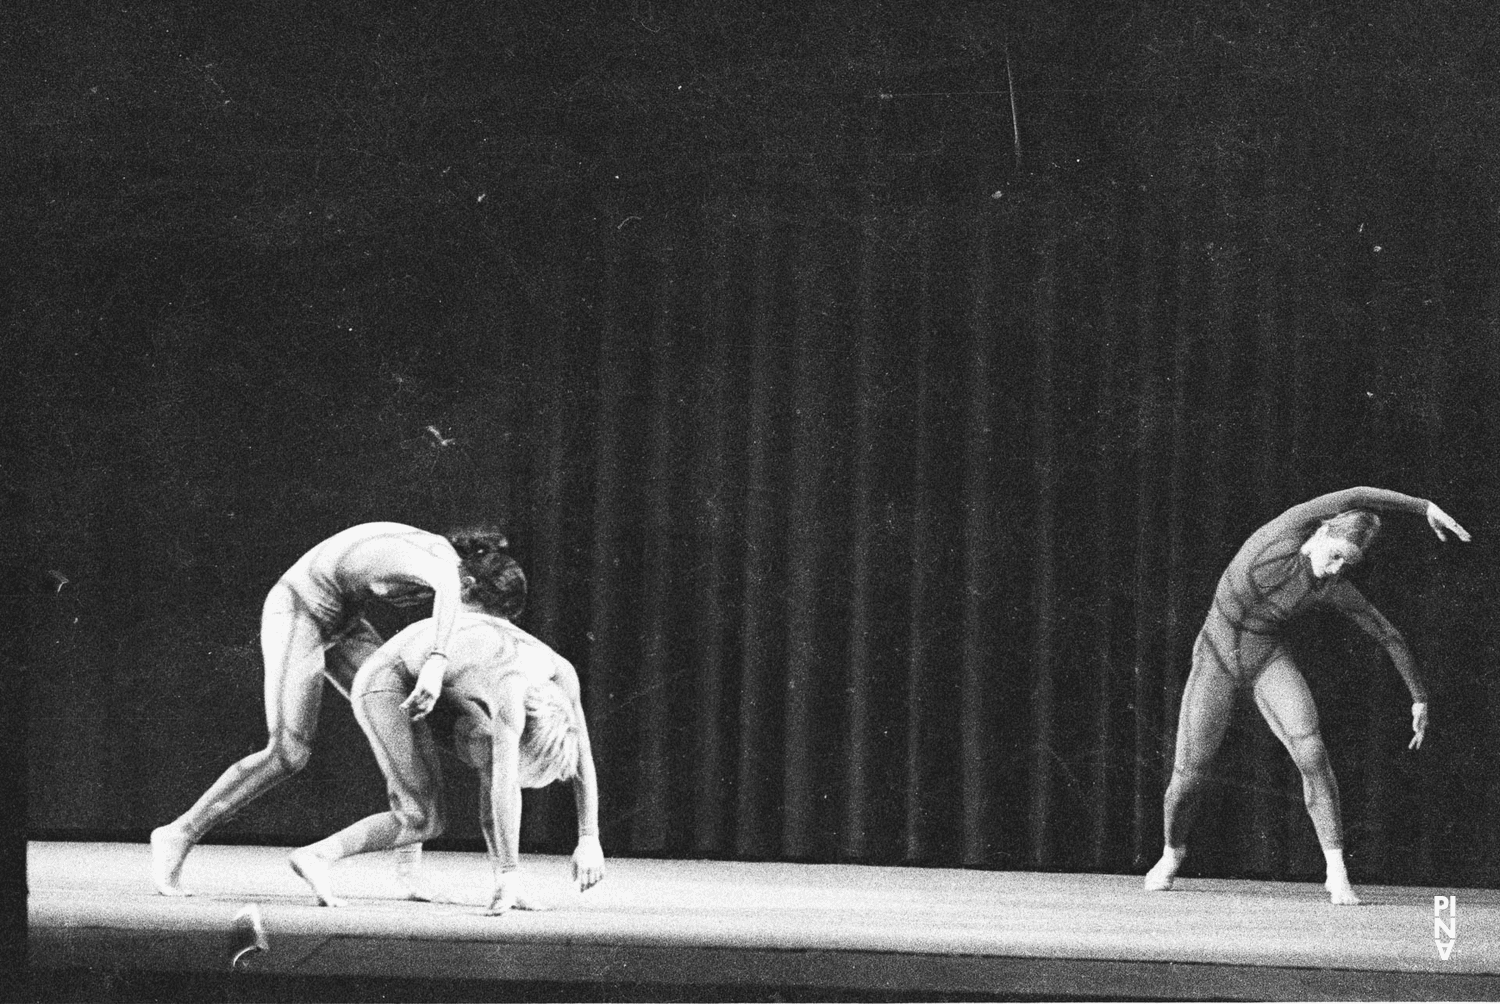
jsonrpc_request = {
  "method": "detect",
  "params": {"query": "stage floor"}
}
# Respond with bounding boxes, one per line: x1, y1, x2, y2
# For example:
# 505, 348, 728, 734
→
28, 841, 1500, 1000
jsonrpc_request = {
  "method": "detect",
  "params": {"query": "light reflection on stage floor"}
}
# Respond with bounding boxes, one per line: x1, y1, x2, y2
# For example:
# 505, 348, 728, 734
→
29, 841, 1500, 1001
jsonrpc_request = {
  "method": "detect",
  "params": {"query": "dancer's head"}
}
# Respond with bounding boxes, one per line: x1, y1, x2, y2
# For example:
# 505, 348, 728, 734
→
460, 551, 527, 619
446, 526, 510, 561
517, 683, 580, 788
1304, 510, 1381, 578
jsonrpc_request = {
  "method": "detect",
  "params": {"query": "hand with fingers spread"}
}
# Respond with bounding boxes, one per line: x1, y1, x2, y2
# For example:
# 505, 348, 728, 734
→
1410, 702, 1429, 750
401, 652, 450, 720
1425, 503, 1471, 543
571, 834, 605, 892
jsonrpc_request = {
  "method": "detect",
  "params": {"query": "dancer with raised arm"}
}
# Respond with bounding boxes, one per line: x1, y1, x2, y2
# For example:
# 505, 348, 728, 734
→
150, 522, 509, 897
288, 551, 604, 913
1144, 487, 1470, 905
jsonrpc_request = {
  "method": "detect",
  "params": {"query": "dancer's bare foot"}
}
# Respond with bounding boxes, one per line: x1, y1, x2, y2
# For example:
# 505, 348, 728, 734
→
150, 825, 194, 897
1144, 846, 1186, 892
399, 872, 442, 903
1326, 873, 1362, 906
395, 845, 440, 902
486, 872, 553, 915
289, 848, 347, 908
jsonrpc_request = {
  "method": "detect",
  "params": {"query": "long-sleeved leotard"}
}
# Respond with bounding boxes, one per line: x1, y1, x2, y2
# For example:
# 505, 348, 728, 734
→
1165, 488, 1431, 855
1196, 487, 1429, 696
288, 611, 602, 907
364, 613, 597, 856
276, 523, 463, 688
152, 523, 465, 895
361, 613, 569, 777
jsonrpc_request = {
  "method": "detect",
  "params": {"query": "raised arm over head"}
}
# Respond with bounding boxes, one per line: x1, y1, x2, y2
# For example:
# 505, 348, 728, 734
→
1281, 487, 1428, 531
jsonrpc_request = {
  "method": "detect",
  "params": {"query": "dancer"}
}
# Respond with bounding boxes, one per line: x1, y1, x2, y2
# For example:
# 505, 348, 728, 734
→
288, 551, 604, 914
151, 522, 509, 896
1144, 487, 1470, 905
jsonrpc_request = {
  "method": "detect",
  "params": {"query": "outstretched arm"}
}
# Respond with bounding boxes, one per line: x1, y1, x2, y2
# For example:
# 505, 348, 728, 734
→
556, 660, 604, 891
1323, 579, 1429, 748
1277, 487, 1470, 544
484, 675, 532, 914
1280, 487, 1427, 527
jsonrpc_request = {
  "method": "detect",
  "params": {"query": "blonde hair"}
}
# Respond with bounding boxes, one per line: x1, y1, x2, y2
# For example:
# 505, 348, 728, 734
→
1323, 509, 1382, 552
517, 683, 579, 787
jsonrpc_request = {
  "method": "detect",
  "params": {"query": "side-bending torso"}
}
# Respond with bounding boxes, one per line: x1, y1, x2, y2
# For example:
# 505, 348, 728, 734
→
1200, 488, 1427, 683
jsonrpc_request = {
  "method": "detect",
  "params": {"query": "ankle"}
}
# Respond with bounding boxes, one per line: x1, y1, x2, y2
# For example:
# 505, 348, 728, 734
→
156, 821, 197, 843
298, 843, 339, 864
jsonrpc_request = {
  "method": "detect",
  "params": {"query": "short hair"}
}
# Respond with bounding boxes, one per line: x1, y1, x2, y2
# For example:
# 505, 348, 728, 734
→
517, 682, 580, 788
1322, 509, 1382, 552
461, 552, 527, 620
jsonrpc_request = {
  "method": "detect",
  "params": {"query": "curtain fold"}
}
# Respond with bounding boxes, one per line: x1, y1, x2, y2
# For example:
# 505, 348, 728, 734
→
959, 208, 999, 866
690, 211, 735, 856
901, 207, 937, 863
26, 182, 1500, 887
1028, 227, 1059, 868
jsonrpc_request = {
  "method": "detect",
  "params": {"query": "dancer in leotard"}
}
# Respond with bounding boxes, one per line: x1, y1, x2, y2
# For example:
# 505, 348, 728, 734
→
150, 522, 509, 896
1144, 487, 1470, 904
288, 551, 604, 913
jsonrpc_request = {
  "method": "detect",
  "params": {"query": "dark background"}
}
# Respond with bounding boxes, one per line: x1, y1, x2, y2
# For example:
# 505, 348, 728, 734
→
11, 1, 1500, 895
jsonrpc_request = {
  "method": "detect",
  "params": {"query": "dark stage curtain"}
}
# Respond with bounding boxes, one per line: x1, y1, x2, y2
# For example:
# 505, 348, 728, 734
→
483, 189, 1499, 885
26, 178, 1500, 886
16, 4, 1500, 890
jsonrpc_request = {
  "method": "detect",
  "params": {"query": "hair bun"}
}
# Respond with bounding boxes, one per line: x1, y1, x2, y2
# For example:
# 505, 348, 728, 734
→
456, 550, 527, 619
446, 527, 510, 559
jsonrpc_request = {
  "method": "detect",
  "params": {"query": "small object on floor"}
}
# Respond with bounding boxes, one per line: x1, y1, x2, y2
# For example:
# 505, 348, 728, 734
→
228, 904, 269, 970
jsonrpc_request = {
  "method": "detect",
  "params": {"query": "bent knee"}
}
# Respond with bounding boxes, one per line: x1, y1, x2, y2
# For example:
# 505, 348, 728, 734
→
268, 733, 314, 774
390, 798, 445, 840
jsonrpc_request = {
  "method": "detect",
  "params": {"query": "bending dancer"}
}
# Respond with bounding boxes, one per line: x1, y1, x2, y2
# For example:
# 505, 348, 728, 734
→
288, 551, 604, 914
151, 522, 509, 896
1145, 487, 1470, 905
